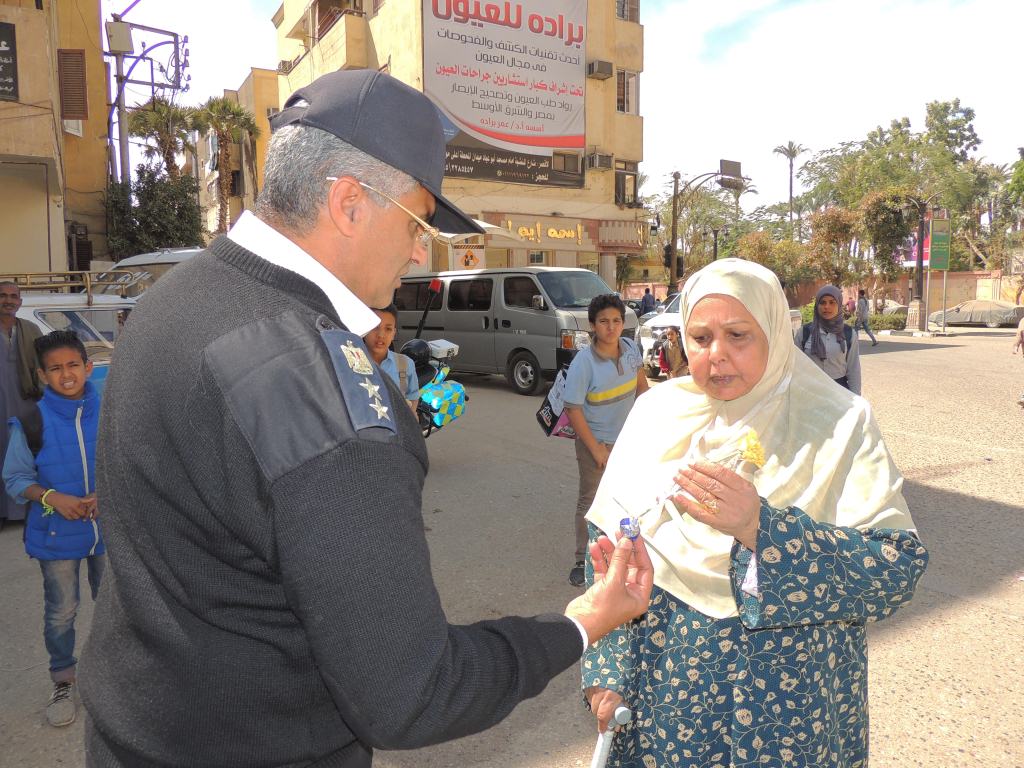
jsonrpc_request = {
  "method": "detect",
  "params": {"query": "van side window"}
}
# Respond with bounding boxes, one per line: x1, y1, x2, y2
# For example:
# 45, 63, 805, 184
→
504, 276, 540, 309
395, 282, 443, 311
448, 279, 493, 312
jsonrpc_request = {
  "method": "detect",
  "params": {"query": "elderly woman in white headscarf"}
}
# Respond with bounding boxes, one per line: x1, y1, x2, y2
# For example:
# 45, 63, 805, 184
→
581, 259, 927, 768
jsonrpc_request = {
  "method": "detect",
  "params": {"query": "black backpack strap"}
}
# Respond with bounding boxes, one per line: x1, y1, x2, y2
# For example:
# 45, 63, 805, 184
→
844, 324, 854, 356
800, 323, 811, 348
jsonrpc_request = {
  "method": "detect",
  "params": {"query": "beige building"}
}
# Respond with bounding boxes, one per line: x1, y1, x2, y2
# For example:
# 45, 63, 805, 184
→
271, 0, 646, 285
194, 67, 278, 234
0, 0, 110, 273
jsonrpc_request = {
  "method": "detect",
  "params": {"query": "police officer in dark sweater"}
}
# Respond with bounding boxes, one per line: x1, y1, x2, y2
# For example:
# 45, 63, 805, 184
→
79, 70, 653, 767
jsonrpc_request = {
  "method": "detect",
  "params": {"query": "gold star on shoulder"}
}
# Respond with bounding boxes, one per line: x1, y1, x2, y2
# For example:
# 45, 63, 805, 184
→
370, 399, 389, 420
360, 380, 381, 399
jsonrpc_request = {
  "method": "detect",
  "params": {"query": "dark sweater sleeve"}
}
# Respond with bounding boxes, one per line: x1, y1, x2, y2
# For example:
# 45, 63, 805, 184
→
271, 438, 582, 750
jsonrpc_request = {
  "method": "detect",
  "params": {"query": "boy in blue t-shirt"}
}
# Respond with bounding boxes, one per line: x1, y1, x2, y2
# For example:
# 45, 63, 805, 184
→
562, 294, 648, 586
364, 304, 420, 410
3, 330, 104, 727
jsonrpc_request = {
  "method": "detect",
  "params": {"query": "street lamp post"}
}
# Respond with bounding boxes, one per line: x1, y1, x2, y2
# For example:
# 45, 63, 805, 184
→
666, 161, 743, 291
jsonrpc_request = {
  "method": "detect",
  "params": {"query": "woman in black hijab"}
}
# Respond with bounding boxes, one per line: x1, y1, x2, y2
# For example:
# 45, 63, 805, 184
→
797, 284, 862, 394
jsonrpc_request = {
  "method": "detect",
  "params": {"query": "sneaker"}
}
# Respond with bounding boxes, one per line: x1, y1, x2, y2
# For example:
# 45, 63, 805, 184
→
871, 341, 878, 346
568, 561, 586, 587
46, 681, 76, 727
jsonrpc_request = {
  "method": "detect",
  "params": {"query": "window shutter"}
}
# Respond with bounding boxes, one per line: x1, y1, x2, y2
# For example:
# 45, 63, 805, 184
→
57, 49, 88, 120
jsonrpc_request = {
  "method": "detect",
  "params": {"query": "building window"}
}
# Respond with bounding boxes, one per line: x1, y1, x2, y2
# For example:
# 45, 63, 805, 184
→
552, 152, 581, 174
57, 49, 88, 120
616, 0, 639, 22
615, 160, 638, 206
528, 251, 547, 265
230, 170, 243, 197
642, 268, 649, 278
616, 71, 639, 115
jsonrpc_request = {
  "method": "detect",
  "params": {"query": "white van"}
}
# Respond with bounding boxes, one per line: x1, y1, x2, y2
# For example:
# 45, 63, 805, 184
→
394, 267, 638, 395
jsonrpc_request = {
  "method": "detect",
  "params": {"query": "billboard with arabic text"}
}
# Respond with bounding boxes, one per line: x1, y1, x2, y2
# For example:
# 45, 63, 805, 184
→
423, 0, 586, 188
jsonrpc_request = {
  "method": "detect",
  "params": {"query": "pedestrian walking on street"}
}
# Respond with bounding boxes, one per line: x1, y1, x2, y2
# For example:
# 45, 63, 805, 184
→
855, 288, 878, 345
2, 331, 103, 728
563, 294, 648, 587
639, 287, 656, 315
581, 259, 928, 767
798, 284, 862, 394
0, 280, 43, 528
78, 70, 654, 768
660, 326, 688, 378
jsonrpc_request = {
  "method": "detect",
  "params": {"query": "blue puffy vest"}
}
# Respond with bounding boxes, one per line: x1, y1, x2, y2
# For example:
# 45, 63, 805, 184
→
24, 381, 105, 560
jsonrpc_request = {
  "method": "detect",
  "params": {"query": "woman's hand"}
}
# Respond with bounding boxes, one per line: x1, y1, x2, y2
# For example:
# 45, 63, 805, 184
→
671, 461, 761, 551
585, 686, 625, 733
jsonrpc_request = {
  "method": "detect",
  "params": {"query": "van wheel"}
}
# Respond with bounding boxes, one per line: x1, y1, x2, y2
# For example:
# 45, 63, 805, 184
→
506, 351, 543, 395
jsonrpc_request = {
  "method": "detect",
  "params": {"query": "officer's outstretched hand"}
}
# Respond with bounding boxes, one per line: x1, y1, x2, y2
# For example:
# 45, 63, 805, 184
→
564, 535, 653, 645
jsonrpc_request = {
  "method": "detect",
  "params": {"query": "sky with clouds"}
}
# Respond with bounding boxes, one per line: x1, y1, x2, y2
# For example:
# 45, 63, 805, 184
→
106, 0, 1021, 210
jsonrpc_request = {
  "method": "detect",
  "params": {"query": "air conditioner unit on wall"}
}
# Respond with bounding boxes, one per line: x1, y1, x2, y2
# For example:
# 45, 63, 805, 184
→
587, 152, 613, 170
586, 60, 613, 79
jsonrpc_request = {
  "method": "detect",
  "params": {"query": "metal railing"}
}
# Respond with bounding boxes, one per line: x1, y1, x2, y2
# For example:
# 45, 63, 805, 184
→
0, 271, 136, 305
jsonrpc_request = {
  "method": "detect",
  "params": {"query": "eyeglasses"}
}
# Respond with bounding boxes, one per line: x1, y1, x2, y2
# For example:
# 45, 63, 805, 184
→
326, 177, 440, 249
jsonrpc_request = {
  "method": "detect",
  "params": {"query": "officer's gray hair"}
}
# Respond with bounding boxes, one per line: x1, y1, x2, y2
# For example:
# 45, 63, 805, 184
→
255, 123, 417, 235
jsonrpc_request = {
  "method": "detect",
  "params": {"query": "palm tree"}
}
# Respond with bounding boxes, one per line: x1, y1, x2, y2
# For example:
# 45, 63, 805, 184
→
127, 96, 204, 179
773, 141, 807, 232
197, 97, 261, 233
729, 179, 757, 220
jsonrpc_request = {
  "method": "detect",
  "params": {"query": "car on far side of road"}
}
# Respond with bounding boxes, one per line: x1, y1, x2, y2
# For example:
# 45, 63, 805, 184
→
928, 299, 1024, 329
96, 246, 203, 298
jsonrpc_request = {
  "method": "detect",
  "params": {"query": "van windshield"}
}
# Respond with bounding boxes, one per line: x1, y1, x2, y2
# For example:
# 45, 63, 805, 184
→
537, 271, 615, 309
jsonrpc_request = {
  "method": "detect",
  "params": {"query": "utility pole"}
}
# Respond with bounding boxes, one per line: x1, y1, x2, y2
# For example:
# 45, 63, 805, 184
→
669, 171, 680, 291
114, 45, 130, 184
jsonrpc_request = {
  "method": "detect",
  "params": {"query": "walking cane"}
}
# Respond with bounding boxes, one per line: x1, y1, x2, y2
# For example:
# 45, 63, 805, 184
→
589, 705, 631, 768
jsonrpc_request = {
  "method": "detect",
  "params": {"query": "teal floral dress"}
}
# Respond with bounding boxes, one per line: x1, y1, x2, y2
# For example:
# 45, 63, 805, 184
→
582, 502, 928, 768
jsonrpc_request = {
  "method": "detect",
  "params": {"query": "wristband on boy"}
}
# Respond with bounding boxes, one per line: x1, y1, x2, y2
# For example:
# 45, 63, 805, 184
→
40, 488, 57, 517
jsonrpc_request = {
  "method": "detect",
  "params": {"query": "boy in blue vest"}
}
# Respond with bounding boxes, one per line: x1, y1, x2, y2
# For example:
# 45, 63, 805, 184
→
3, 330, 104, 727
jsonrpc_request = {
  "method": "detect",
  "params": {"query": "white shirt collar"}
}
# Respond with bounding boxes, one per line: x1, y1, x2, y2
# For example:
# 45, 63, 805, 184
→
226, 211, 380, 337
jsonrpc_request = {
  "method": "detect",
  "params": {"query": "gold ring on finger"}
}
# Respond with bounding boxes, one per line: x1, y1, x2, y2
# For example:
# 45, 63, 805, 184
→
703, 496, 719, 513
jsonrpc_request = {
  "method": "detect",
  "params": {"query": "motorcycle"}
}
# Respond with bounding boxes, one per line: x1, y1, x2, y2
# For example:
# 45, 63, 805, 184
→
398, 278, 467, 439
400, 337, 467, 438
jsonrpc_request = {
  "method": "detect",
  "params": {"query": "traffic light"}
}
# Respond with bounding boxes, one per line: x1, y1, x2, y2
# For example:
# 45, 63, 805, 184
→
663, 243, 672, 268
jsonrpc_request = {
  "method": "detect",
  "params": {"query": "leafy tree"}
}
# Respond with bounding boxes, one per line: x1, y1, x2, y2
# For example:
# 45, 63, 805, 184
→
860, 189, 917, 284
806, 207, 860, 286
197, 97, 261, 233
924, 98, 980, 164
107, 165, 204, 259
127, 96, 205, 180
773, 140, 807, 231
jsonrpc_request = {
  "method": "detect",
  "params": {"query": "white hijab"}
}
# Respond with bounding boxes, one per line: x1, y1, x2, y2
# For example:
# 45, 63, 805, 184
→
586, 259, 916, 619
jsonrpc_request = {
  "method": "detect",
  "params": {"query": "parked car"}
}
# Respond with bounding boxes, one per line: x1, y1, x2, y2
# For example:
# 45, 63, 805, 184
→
623, 298, 643, 314
882, 303, 908, 316
394, 267, 638, 395
928, 299, 1024, 328
16, 292, 136, 395
96, 246, 203, 297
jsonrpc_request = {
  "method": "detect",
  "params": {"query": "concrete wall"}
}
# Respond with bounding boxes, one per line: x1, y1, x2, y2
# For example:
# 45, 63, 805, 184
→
56, 0, 110, 261
0, 162, 64, 273
0, 0, 110, 271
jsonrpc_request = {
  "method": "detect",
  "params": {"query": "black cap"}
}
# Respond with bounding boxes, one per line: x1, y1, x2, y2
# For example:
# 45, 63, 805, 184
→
271, 70, 482, 235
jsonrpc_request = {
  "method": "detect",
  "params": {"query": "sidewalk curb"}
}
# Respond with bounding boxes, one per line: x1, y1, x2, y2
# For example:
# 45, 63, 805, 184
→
880, 329, 956, 338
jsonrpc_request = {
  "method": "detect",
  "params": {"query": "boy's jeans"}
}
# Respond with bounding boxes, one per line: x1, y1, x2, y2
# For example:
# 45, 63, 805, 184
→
38, 555, 106, 682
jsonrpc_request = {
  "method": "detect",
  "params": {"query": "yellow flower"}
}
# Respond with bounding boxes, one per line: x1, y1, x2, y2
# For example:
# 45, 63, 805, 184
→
740, 428, 766, 468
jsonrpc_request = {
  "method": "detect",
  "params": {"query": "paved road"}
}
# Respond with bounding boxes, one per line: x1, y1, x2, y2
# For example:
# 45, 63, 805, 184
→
1, 327, 1021, 767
